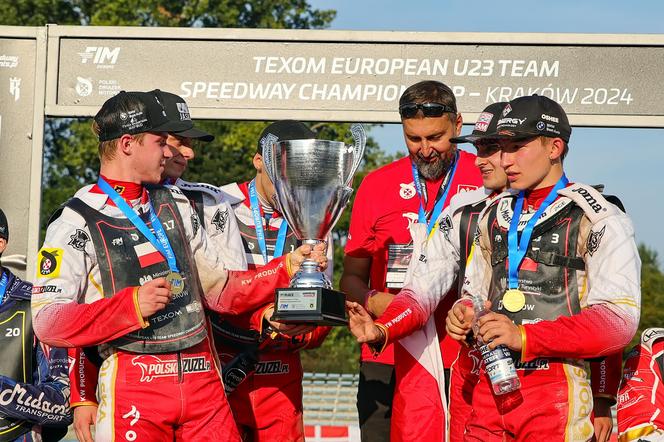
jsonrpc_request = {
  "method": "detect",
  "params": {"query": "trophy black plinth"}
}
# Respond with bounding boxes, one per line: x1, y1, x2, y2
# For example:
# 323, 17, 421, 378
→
271, 287, 347, 326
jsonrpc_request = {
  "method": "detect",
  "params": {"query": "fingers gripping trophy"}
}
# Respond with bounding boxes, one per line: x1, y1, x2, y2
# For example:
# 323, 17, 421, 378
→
263, 124, 366, 325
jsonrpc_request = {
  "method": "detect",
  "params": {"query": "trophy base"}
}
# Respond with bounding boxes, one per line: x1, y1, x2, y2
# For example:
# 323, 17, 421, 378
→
271, 287, 347, 326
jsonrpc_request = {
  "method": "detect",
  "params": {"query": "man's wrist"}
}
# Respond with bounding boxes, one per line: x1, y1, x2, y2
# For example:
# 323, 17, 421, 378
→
364, 289, 378, 314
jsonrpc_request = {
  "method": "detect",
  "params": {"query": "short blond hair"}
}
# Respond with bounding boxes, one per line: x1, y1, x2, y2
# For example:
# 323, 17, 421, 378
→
92, 120, 145, 161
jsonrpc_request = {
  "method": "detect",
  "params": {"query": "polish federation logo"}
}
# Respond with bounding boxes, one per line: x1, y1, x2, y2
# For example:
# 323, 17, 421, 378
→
75, 77, 93, 97
399, 182, 416, 200
131, 355, 210, 382
456, 184, 478, 193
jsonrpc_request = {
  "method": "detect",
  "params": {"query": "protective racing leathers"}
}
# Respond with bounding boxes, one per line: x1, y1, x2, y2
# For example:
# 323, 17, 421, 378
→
67, 178, 249, 409
0, 269, 71, 442
32, 184, 294, 441
461, 183, 640, 441
210, 181, 332, 442
617, 328, 664, 442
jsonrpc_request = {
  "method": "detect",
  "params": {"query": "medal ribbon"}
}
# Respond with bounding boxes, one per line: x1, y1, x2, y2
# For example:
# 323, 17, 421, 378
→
410, 151, 459, 238
507, 174, 569, 289
249, 180, 288, 263
98, 178, 179, 273
0, 271, 8, 305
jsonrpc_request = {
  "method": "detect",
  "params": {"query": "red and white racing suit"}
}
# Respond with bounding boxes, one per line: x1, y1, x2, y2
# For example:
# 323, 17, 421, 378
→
618, 328, 664, 442
460, 183, 640, 441
346, 153, 481, 441
377, 186, 624, 441
211, 181, 332, 442
33, 183, 294, 441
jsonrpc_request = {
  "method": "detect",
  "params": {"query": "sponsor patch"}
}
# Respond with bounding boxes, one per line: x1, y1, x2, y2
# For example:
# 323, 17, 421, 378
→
37, 248, 63, 278
399, 182, 416, 200
68, 229, 90, 251
586, 225, 606, 256
131, 355, 211, 382
211, 208, 229, 232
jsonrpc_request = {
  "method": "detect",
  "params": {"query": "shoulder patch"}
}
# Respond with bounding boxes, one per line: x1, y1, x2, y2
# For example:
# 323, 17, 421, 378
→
211, 208, 229, 233
586, 225, 605, 256
559, 183, 617, 223
37, 248, 64, 279
642, 328, 664, 352
68, 229, 90, 252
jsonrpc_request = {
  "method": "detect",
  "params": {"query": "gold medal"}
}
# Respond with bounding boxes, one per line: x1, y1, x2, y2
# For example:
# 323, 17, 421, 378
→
502, 289, 526, 313
166, 271, 185, 296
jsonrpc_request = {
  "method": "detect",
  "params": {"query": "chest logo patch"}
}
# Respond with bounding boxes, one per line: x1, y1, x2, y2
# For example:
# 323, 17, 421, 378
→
399, 182, 416, 200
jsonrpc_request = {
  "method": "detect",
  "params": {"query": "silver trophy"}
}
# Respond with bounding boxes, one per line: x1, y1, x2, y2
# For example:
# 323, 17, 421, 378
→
262, 124, 366, 325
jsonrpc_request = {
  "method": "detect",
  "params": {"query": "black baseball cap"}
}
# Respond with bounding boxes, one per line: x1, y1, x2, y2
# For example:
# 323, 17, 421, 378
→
256, 120, 316, 154
152, 90, 214, 142
94, 91, 190, 142
494, 95, 571, 143
0, 208, 8, 241
450, 102, 507, 144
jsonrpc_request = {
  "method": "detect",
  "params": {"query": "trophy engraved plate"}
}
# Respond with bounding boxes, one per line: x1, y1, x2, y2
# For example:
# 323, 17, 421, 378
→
263, 124, 366, 325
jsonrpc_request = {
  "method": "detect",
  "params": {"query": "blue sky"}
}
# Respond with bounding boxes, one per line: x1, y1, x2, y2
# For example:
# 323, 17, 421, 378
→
310, 0, 664, 263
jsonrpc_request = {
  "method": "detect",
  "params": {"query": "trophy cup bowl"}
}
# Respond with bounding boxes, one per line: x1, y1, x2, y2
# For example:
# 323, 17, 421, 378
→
263, 124, 366, 325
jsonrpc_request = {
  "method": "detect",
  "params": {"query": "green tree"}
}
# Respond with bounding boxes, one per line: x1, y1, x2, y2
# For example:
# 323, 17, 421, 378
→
632, 244, 664, 348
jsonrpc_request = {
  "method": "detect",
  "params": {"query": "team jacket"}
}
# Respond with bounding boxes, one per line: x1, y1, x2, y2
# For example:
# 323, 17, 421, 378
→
617, 328, 664, 442
0, 269, 71, 442
463, 182, 640, 364
32, 184, 293, 351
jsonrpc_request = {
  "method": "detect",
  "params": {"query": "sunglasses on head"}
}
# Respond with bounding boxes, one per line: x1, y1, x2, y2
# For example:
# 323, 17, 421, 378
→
398, 102, 457, 119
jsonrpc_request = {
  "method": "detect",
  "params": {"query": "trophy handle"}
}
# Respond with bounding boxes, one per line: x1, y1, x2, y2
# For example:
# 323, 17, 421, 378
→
260, 141, 285, 213
347, 124, 366, 186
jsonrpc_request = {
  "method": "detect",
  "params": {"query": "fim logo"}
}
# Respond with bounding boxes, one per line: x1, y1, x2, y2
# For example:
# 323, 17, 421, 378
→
78, 47, 121, 68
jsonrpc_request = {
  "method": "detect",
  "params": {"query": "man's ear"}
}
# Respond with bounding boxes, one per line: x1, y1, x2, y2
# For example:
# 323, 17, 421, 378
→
118, 134, 135, 155
549, 137, 566, 161
253, 152, 263, 172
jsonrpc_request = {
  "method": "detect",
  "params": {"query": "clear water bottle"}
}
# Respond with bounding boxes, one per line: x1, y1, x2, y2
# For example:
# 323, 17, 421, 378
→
471, 296, 521, 395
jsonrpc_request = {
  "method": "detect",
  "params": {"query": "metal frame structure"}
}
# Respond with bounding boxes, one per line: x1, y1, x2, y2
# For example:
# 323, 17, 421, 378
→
0, 24, 663, 277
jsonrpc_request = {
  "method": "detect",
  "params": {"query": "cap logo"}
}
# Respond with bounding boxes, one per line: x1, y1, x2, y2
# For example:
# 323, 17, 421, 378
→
121, 109, 147, 131
176, 102, 191, 121
475, 112, 494, 132
541, 114, 559, 123
260, 132, 279, 152
120, 112, 128, 121
536, 121, 546, 131
502, 104, 512, 116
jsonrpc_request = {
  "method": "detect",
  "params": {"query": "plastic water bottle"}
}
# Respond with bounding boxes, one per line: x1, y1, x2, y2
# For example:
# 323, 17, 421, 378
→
471, 296, 521, 395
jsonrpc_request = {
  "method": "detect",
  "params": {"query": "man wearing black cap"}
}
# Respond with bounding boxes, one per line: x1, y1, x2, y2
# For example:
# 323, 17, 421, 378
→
32, 92, 327, 441
446, 95, 641, 440
210, 120, 333, 442
0, 208, 72, 441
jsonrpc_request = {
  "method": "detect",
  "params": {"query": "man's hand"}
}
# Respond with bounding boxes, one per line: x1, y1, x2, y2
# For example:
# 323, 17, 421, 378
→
366, 291, 394, 317
288, 242, 328, 274
593, 397, 613, 442
137, 277, 172, 319
262, 305, 316, 337
347, 301, 384, 344
477, 312, 522, 352
446, 301, 475, 342
73, 405, 97, 442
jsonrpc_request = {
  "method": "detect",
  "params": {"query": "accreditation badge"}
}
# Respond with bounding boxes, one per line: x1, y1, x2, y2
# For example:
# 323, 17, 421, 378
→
385, 243, 414, 289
